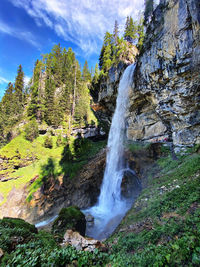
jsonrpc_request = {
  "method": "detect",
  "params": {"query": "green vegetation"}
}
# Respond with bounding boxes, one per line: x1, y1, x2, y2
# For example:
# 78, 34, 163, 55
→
0, 132, 106, 206
52, 206, 86, 237
0, 44, 98, 148
44, 135, 53, 148
98, 17, 144, 76
24, 119, 39, 142
1, 147, 199, 267
107, 149, 200, 266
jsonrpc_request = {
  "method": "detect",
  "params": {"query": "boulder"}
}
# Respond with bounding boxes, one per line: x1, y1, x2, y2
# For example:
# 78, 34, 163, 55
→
62, 229, 107, 252
51, 206, 86, 236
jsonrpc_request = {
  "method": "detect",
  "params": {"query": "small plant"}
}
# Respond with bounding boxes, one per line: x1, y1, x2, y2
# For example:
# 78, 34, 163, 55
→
44, 135, 53, 148
56, 134, 63, 147
24, 120, 39, 142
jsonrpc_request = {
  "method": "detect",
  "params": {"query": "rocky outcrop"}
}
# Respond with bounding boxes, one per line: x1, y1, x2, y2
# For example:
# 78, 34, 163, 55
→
96, 45, 139, 126
97, 0, 200, 147
0, 148, 106, 224
61, 229, 107, 252
128, 0, 200, 146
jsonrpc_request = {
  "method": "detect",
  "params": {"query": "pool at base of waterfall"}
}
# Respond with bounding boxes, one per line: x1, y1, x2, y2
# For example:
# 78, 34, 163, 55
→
83, 197, 136, 240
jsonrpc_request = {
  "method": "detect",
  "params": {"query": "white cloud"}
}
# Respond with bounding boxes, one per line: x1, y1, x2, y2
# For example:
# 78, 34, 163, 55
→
24, 76, 31, 86
9, 0, 145, 56
0, 20, 40, 48
0, 76, 9, 85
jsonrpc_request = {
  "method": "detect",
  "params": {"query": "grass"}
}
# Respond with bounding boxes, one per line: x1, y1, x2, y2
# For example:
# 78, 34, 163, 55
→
0, 133, 106, 206
0, 142, 200, 266
106, 149, 200, 266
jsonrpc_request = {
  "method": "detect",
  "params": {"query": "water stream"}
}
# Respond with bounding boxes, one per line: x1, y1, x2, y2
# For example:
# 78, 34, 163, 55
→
83, 64, 137, 240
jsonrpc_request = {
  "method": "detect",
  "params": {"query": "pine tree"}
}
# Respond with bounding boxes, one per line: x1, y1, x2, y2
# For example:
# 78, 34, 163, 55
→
99, 45, 105, 70
14, 64, 24, 114
113, 20, 119, 44
2, 82, 14, 116
51, 43, 62, 87
82, 60, 91, 82
93, 63, 99, 85
28, 60, 45, 121
124, 16, 137, 43
144, 0, 154, 26
137, 17, 145, 50
44, 74, 56, 125
99, 32, 114, 73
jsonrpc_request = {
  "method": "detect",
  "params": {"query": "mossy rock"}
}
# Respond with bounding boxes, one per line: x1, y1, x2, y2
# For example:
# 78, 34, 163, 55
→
51, 206, 86, 236
0, 217, 38, 234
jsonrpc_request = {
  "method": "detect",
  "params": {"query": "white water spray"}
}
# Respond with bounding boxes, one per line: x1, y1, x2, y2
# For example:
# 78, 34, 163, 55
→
84, 64, 136, 239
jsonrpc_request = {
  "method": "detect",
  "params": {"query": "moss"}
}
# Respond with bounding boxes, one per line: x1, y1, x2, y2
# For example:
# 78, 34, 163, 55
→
51, 206, 86, 237
127, 141, 151, 153
0, 217, 38, 233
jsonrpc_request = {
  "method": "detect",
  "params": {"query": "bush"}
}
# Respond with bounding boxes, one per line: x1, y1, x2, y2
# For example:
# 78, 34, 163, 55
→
44, 135, 53, 148
24, 120, 39, 142
56, 134, 63, 147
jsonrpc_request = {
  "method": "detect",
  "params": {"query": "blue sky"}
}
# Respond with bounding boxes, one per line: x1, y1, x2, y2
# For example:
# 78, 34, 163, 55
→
0, 0, 145, 99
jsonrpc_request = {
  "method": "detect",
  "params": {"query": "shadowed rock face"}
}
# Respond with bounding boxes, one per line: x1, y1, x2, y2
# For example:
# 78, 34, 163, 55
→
97, 0, 200, 147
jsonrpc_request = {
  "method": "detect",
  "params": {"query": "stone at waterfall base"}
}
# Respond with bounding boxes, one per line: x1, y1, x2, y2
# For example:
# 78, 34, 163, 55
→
61, 229, 108, 252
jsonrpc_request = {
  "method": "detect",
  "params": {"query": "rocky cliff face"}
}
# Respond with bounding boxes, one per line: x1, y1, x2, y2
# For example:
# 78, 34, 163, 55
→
0, 149, 106, 224
99, 0, 200, 148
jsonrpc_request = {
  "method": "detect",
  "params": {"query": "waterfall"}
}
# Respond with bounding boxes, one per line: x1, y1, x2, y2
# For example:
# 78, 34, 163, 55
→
84, 64, 136, 239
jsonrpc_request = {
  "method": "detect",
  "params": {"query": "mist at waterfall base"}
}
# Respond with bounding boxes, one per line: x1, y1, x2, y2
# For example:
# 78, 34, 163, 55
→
83, 64, 140, 240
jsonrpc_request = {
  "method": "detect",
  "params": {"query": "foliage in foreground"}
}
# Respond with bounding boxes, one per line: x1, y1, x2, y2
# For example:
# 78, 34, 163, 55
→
0, 217, 108, 267
108, 150, 200, 267
1, 146, 200, 266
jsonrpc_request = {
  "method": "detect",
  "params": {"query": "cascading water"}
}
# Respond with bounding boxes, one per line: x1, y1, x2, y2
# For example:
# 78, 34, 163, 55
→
84, 64, 137, 239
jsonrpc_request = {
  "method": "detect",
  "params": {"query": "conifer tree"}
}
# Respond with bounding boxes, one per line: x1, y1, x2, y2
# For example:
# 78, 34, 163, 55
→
93, 63, 99, 85
2, 82, 14, 116
113, 20, 119, 44
137, 17, 145, 50
51, 43, 62, 86
99, 32, 114, 73
99, 45, 105, 70
28, 60, 45, 121
82, 60, 91, 82
124, 16, 137, 43
14, 64, 24, 114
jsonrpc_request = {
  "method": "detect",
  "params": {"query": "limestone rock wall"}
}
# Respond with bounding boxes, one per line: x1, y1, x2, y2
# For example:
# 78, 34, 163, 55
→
98, 0, 200, 147
128, 0, 200, 146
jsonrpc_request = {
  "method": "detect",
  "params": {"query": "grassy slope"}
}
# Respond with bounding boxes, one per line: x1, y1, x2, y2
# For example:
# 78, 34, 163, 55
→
0, 134, 106, 206
0, 145, 200, 266
107, 146, 200, 266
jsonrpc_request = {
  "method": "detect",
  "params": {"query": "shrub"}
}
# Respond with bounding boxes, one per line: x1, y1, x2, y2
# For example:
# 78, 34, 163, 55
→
24, 120, 39, 142
56, 134, 63, 147
44, 135, 53, 148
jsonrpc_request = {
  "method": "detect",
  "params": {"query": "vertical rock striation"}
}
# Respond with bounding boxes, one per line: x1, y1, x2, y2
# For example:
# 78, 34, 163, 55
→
128, 0, 200, 146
